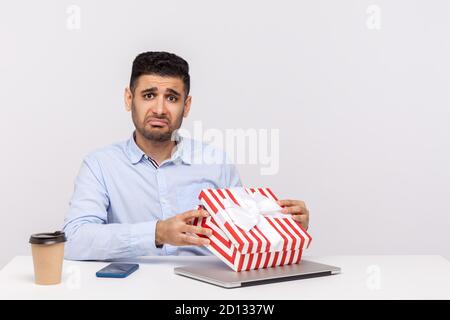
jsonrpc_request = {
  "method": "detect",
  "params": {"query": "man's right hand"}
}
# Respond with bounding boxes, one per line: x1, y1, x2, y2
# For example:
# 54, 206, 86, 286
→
155, 209, 212, 247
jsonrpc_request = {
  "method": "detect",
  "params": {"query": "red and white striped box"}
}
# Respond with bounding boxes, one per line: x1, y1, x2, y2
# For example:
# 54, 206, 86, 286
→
192, 187, 312, 272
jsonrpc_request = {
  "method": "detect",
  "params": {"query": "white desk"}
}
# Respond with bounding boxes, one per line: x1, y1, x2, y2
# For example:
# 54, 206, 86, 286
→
0, 255, 449, 299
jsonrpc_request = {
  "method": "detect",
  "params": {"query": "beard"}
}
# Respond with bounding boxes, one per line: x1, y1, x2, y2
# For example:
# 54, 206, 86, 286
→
131, 102, 183, 143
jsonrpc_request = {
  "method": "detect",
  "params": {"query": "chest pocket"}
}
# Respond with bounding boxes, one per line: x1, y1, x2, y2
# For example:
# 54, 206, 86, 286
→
176, 180, 218, 212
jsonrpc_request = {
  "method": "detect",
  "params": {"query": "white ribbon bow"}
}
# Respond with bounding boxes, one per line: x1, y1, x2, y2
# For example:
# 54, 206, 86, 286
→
222, 190, 285, 232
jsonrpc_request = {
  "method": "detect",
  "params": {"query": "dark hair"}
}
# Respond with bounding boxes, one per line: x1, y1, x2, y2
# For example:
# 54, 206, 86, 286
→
129, 51, 190, 96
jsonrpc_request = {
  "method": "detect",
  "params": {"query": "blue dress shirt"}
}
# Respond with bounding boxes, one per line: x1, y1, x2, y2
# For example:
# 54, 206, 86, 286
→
63, 132, 242, 260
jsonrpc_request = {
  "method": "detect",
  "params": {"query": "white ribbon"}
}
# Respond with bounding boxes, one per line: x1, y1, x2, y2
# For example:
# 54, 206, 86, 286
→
222, 189, 286, 232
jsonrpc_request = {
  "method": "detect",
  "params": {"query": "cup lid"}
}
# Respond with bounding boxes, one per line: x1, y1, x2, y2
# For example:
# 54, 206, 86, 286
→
29, 231, 67, 245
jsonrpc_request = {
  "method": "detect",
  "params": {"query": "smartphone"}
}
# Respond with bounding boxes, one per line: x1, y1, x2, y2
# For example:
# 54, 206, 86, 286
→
96, 263, 139, 278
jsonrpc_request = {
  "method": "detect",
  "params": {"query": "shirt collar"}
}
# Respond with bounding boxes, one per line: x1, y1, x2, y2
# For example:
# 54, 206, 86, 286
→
126, 131, 192, 166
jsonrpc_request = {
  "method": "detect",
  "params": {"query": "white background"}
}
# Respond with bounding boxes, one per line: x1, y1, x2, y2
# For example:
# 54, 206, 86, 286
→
0, 0, 449, 268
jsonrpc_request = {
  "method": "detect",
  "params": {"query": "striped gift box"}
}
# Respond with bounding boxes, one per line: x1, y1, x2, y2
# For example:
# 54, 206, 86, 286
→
192, 187, 312, 272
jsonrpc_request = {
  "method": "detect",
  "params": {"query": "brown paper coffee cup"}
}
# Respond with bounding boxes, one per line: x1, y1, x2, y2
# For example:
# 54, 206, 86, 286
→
29, 231, 67, 285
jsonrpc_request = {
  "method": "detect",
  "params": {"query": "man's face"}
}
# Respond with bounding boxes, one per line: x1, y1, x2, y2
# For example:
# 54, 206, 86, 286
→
125, 74, 191, 142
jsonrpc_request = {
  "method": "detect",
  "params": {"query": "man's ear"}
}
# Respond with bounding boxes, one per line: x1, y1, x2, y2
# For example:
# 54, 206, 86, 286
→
183, 95, 192, 118
124, 87, 133, 112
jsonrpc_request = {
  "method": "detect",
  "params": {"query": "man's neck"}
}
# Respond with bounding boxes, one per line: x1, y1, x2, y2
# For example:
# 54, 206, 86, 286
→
134, 131, 176, 165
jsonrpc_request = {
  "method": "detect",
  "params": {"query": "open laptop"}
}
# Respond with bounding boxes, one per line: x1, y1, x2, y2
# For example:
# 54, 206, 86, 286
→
174, 259, 341, 288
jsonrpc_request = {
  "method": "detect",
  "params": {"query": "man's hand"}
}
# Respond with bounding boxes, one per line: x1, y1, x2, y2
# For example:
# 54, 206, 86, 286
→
155, 209, 212, 247
277, 199, 310, 231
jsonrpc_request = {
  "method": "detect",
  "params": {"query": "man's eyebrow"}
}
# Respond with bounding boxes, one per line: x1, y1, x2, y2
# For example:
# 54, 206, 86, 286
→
140, 87, 157, 94
166, 88, 181, 97
140, 87, 181, 97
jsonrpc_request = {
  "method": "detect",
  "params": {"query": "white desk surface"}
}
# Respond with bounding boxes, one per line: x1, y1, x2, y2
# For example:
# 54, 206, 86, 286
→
1, 255, 449, 300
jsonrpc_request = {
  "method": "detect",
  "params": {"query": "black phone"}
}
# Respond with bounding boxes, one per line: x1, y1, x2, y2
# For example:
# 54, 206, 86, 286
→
95, 263, 139, 278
